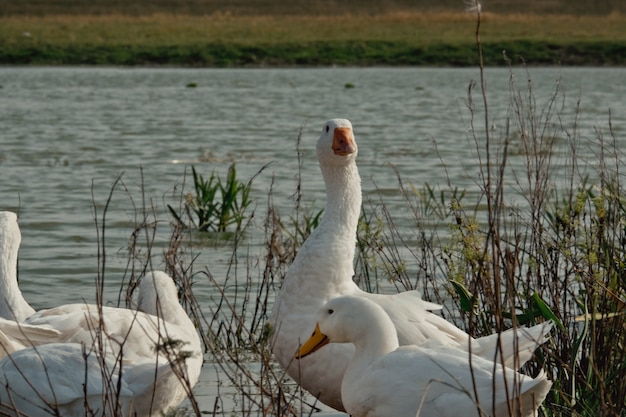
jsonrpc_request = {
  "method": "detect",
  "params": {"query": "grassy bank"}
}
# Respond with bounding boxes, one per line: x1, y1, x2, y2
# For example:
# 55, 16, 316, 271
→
2, 12, 626, 66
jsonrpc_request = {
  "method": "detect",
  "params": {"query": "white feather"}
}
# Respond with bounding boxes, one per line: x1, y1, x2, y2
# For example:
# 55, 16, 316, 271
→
0, 271, 202, 416
0, 212, 35, 321
298, 296, 551, 417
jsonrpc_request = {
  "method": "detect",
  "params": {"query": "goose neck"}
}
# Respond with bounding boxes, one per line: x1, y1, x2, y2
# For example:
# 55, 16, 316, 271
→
0, 262, 18, 296
0, 248, 33, 320
321, 163, 361, 227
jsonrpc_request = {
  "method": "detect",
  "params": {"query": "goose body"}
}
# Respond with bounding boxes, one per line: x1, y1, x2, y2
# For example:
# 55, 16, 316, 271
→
0, 342, 183, 417
270, 119, 552, 411
0, 211, 35, 321
297, 296, 552, 417
0, 271, 202, 416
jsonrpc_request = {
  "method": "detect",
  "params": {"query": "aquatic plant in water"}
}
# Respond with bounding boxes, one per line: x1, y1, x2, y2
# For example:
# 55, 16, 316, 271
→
168, 163, 252, 233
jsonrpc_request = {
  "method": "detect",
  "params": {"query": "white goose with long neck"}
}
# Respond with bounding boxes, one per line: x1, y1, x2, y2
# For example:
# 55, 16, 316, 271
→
0, 211, 35, 321
270, 119, 552, 412
270, 119, 361, 410
284, 118, 362, 298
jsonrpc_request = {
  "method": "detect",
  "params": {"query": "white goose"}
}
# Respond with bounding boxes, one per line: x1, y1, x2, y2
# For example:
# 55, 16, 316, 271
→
0, 271, 202, 416
296, 296, 552, 417
0, 211, 35, 321
0, 342, 186, 417
270, 119, 552, 411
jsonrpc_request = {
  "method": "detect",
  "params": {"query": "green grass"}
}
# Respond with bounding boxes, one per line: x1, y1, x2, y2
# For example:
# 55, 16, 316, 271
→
1, 12, 626, 65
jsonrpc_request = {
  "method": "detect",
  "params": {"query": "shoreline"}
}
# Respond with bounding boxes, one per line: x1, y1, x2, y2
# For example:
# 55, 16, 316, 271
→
2, 41, 625, 67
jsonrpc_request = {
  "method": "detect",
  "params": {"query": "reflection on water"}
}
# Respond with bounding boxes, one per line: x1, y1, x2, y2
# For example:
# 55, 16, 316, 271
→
1, 66, 624, 415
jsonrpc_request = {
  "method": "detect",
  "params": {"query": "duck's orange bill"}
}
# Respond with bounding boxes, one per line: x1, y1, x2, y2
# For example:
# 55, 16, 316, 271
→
295, 323, 330, 359
332, 127, 357, 156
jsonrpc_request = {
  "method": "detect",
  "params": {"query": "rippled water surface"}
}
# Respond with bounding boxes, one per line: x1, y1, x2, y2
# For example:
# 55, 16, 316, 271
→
1, 66, 625, 414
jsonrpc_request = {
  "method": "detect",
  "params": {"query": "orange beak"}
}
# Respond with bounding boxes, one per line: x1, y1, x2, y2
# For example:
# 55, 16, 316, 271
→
332, 127, 357, 156
295, 323, 330, 359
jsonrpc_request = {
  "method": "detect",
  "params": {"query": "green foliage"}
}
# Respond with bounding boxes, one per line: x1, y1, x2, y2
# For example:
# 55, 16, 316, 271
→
280, 203, 324, 246
531, 292, 565, 331
449, 280, 476, 313
2, 39, 626, 66
168, 164, 252, 233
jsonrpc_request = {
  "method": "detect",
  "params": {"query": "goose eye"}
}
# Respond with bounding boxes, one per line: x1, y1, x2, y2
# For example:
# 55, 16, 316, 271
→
327, 309, 334, 315
325, 125, 330, 133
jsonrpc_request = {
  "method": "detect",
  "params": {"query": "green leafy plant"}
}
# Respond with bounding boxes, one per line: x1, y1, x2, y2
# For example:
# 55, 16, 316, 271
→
168, 163, 253, 233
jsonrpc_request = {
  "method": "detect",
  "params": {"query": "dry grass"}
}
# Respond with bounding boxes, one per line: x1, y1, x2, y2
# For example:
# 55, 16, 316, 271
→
2, 12, 626, 49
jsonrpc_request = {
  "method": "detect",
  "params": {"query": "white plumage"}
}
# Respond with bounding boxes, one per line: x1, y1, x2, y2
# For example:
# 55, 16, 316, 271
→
0, 211, 35, 321
0, 342, 184, 417
0, 270, 202, 416
270, 119, 552, 411
296, 296, 552, 417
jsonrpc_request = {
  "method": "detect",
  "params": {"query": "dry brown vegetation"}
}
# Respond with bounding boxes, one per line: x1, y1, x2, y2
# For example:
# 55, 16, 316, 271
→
2, 12, 626, 47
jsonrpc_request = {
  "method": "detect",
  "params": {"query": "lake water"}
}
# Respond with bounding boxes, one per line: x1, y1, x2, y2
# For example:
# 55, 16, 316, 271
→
0, 66, 625, 415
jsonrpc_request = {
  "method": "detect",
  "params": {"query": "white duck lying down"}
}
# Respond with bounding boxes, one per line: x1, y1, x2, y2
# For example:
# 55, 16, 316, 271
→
296, 296, 552, 417
270, 119, 553, 411
0, 271, 202, 416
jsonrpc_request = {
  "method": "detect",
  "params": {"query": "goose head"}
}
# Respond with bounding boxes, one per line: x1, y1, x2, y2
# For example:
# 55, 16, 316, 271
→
296, 296, 399, 359
317, 119, 358, 168
137, 271, 180, 317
